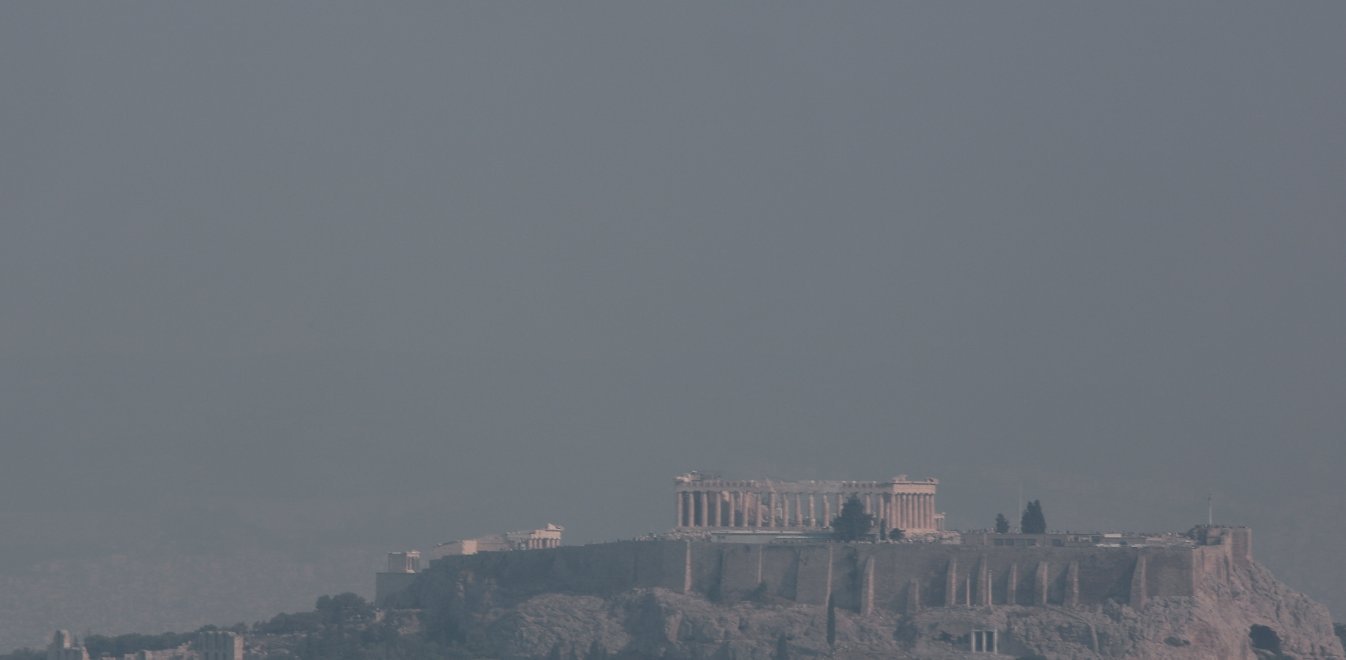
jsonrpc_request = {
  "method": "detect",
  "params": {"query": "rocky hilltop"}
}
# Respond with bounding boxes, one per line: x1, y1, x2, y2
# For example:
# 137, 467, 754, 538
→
397, 538, 1344, 659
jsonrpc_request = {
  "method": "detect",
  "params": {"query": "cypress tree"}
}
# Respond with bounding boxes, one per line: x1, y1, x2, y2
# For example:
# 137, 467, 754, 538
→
831, 496, 874, 541
1020, 500, 1047, 534
994, 513, 1010, 534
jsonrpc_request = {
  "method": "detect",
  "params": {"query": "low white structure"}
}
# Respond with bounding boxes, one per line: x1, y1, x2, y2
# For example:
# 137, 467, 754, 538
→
197, 631, 243, 660
385, 550, 421, 573
47, 630, 89, 660
431, 523, 564, 558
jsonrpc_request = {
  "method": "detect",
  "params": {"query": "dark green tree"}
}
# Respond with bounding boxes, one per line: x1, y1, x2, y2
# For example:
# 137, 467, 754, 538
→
889, 527, 905, 542
315, 592, 374, 627
994, 513, 1010, 534
1020, 500, 1047, 534
830, 495, 875, 541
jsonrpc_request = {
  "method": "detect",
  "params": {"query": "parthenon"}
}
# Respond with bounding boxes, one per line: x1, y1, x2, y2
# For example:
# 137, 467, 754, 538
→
674, 472, 941, 532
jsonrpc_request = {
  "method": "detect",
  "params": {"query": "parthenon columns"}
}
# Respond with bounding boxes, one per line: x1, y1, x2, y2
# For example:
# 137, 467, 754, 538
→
674, 479, 938, 531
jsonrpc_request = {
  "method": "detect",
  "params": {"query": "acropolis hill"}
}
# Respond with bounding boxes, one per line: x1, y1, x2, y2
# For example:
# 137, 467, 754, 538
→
372, 473, 1346, 659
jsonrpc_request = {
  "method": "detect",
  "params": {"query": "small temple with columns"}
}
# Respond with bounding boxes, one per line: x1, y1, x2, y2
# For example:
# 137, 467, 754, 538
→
674, 472, 944, 532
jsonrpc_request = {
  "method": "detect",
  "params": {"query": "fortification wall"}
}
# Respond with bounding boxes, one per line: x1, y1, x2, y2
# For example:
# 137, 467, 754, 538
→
408, 540, 1207, 613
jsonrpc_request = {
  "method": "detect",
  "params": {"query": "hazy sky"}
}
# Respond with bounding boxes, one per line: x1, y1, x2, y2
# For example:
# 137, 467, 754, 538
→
3, 1, 1345, 626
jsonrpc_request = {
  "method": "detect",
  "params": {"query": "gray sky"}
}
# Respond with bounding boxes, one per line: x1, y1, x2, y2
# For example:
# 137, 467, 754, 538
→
3, 0, 1345, 632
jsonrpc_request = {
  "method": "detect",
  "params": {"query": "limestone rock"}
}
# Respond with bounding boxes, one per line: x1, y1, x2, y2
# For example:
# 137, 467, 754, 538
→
427, 559, 1344, 659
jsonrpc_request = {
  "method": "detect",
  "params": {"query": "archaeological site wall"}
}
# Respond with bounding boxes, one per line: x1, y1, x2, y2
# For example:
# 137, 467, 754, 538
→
398, 536, 1250, 613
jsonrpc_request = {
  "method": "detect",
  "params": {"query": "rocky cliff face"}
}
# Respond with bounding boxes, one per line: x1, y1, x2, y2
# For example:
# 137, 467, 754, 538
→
418, 558, 1343, 659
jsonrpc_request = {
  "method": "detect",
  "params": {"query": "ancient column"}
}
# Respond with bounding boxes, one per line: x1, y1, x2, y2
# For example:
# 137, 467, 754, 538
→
808, 494, 817, 527
756, 492, 765, 528
1007, 563, 1019, 605
682, 541, 693, 593
945, 558, 958, 607
1129, 555, 1148, 608
822, 495, 831, 528
712, 492, 721, 527
861, 556, 876, 616
1035, 561, 1050, 605
976, 557, 991, 606
906, 578, 921, 613
1066, 561, 1080, 608
676, 491, 684, 527
695, 491, 705, 527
